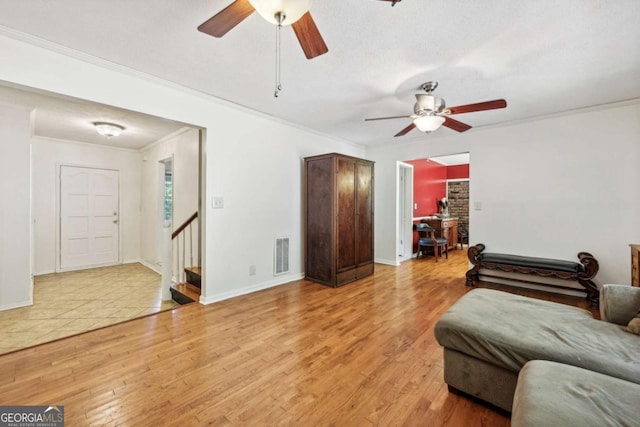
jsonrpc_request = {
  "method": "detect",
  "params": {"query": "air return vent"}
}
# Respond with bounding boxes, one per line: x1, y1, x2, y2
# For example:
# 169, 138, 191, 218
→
274, 237, 290, 276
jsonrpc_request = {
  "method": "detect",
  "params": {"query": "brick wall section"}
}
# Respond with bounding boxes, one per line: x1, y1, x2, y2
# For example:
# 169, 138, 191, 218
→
448, 181, 469, 234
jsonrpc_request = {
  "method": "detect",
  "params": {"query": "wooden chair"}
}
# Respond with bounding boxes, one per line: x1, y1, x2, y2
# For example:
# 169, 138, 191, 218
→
458, 223, 469, 249
415, 223, 448, 262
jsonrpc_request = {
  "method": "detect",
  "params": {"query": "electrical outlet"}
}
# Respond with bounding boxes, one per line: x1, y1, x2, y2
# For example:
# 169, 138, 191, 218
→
474, 201, 482, 211
249, 265, 256, 276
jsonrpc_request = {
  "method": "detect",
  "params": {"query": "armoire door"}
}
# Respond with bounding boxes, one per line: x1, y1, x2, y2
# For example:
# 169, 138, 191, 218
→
355, 162, 373, 266
336, 157, 356, 272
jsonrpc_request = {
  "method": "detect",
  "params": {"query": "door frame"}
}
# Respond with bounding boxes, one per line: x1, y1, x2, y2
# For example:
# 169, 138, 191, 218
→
396, 162, 414, 263
55, 162, 122, 272
156, 156, 174, 265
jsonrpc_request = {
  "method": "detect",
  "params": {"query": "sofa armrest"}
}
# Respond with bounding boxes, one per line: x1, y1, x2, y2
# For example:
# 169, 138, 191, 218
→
599, 284, 640, 325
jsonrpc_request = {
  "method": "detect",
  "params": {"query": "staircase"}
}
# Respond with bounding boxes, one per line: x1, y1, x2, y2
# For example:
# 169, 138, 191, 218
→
167, 211, 201, 305
170, 267, 201, 304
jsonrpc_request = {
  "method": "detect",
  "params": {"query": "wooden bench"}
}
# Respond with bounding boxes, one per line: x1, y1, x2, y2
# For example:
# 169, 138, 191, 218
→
465, 243, 600, 307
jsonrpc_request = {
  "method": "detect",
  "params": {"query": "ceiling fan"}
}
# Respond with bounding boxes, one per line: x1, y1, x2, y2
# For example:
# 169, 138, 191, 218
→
379, 0, 402, 6
198, 0, 328, 60
365, 82, 507, 137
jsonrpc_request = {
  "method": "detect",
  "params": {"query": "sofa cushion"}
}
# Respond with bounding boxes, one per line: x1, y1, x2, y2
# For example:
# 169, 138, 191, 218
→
434, 289, 640, 384
600, 284, 640, 326
512, 360, 640, 427
627, 312, 640, 336
480, 253, 584, 274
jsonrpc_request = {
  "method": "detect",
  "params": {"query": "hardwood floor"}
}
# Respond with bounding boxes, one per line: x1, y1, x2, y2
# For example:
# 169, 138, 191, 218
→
0, 250, 594, 426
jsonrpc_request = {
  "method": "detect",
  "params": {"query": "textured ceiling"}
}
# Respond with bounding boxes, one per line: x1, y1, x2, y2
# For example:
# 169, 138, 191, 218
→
0, 0, 639, 146
0, 83, 189, 149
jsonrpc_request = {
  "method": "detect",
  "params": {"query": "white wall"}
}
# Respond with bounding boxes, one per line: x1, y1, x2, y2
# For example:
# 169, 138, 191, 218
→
31, 137, 141, 274
0, 33, 364, 304
0, 103, 32, 310
367, 101, 640, 285
139, 128, 199, 269
206, 111, 363, 301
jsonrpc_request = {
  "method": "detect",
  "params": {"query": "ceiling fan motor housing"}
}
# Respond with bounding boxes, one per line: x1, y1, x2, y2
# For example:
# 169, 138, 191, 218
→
414, 94, 445, 115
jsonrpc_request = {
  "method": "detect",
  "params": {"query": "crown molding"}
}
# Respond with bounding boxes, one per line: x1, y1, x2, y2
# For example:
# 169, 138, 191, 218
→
0, 26, 363, 150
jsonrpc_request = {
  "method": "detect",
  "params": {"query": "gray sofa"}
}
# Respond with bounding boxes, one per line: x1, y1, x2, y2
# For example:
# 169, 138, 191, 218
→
434, 285, 640, 412
512, 360, 640, 427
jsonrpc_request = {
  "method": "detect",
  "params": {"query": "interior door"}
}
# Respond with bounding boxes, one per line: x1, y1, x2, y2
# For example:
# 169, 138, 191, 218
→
60, 166, 119, 269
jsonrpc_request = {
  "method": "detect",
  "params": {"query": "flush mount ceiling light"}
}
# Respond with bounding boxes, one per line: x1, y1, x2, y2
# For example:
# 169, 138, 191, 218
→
94, 122, 124, 137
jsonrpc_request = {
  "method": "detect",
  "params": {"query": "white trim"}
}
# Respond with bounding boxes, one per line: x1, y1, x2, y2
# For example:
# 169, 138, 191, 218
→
139, 127, 193, 152
375, 258, 400, 266
32, 135, 139, 153
33, 269, 55, 276
396, 161, 414, 264
447, 178, 470, 183
0, 299, 33, 312
199, 273, 304, 305
366, 97, 640, 146
136, 259, 163, 275
55, 261, 121, 273
0, 25, 361, 150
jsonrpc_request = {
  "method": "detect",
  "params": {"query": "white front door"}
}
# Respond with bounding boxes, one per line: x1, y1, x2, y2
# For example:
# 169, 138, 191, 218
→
60, 166, 119, 269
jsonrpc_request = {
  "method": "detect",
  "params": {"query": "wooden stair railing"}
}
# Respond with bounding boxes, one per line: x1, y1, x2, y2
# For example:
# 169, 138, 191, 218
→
171, 212, 199, 284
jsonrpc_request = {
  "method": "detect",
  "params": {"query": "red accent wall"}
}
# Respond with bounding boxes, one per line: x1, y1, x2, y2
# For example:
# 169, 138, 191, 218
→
447, 164, 469, 180
406, 159, 447, 217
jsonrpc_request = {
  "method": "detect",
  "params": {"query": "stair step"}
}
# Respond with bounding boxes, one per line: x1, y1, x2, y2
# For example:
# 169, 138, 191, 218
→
185, 266, 201, 288
170, 283, 200, 305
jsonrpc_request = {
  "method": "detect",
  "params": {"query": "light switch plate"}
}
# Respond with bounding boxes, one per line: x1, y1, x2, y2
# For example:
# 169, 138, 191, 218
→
212, 196, 224, 209
474, 201, 482, 211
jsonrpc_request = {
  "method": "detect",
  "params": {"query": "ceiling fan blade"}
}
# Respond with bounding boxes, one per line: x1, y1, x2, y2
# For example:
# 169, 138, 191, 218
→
394, 123, 416, 137
448, 99, 507, 115
292, 12, 328, 59
197, 0, 255, 38
365, 115, 411, 121
443, 117, 472, 133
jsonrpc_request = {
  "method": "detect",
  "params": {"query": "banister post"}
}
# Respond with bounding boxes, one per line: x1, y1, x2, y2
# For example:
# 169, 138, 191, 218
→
161, 220, 172, 301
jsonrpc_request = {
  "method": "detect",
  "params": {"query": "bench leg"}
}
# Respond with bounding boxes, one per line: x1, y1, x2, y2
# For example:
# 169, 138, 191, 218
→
465, 264, 480, 287
579, 279, 600, 309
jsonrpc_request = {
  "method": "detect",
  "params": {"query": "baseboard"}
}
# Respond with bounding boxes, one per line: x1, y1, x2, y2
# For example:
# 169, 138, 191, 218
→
0, 299, 33, 312
136, 259, 163, 275
375, 258, 400, 266
34, 269, 55, 276
199, 273, 305, 305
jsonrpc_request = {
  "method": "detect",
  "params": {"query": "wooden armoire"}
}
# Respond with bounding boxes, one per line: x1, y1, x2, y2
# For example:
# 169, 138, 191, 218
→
304, 153, 374, 287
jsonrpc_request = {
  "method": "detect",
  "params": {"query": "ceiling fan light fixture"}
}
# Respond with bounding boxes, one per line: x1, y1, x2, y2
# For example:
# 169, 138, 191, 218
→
248, 0, 312, 25
413, 115, 445, 133
94, 122, 125, 137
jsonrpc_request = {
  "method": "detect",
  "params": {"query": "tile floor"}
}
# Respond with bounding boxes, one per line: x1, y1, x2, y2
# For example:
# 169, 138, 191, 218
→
0, 263, 178, 355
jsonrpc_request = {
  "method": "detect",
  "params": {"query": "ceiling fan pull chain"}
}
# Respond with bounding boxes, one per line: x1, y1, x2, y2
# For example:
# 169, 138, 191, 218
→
274, 22, 283, 98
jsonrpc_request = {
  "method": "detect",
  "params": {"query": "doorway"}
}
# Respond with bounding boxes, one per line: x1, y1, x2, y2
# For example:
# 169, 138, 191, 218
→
59, 165, 120, 270
397, 162, 414, 262
402, 153, 470, 260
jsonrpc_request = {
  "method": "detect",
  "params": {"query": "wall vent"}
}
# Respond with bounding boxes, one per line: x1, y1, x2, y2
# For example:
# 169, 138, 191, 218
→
274, 237, 290, 276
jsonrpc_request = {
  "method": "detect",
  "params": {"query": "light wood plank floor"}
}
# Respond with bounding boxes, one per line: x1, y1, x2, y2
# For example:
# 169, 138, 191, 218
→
0, 250, 593, 426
